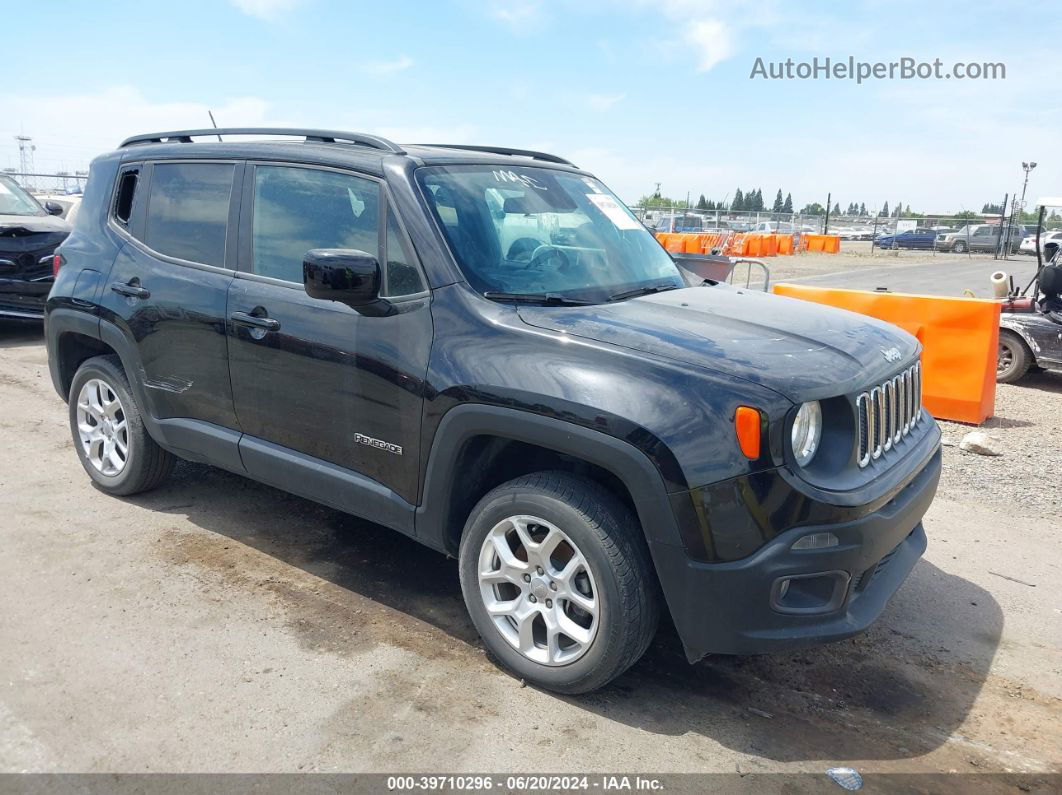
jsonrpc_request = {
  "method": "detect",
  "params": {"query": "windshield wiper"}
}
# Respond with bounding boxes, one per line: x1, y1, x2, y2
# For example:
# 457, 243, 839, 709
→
607, 283, 680, 302
483, 291, 594, 306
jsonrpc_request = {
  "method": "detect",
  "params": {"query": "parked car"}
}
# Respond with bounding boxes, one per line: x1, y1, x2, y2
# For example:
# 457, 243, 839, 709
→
0, 174, 71, 319
1018, 229, 1062, 255
935, 224, 1023, 254
46, 127, 941, 694
32, 193, 82, 225
750, 221, 793, 234
875, 227, 938, 249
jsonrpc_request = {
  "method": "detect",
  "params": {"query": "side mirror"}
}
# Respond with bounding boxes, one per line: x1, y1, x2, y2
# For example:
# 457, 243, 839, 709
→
303, 249, 392, 315
44, 201, 64, 217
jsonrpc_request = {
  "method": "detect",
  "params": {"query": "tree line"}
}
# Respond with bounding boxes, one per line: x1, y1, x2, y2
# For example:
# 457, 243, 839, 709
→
639, 187, 918, 218
638, 189, 1049, 220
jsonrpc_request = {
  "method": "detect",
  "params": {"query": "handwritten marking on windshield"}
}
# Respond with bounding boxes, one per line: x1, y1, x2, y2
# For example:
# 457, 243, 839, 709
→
491, 170, 547, 190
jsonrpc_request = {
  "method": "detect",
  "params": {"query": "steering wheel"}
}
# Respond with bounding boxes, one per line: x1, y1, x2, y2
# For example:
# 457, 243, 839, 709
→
524, 244, 571, 271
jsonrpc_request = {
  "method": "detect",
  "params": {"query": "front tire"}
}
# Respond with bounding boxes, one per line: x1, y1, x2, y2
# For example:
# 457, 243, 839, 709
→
69, 355, 175, 495
459, 471, 659, 694
953, 240, 967, 253
997, 330, 1032, 383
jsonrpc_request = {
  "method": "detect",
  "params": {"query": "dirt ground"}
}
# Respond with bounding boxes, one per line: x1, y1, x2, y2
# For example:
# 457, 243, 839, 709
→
1, 313, 1060, 785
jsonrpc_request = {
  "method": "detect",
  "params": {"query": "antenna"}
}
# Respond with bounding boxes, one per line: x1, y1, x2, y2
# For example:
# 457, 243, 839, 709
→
207, 111, 222, 142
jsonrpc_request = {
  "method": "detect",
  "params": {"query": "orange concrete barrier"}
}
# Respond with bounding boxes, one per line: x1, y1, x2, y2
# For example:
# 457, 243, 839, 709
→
777, 234, 794, 255
772, 284, 1000, 424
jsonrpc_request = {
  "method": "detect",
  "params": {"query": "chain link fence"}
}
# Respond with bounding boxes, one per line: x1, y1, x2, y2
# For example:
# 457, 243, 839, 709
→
3, 170, 88, 196
631, 203, 1062, 260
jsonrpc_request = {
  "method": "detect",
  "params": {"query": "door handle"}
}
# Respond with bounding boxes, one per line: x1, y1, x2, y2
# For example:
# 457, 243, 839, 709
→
111, 280, 150, 299
231, 311, 281, 332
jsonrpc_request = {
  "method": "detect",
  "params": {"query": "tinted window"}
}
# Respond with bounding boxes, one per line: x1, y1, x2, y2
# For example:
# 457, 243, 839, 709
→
252, 166, 379, 283
144, 163, 234, 267
383, 209, 424, 296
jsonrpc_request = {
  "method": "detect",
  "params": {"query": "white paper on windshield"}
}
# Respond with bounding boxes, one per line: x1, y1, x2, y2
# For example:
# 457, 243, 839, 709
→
582, 177, 604, 194
0, 182, 11, 195
586, 193, 640, 230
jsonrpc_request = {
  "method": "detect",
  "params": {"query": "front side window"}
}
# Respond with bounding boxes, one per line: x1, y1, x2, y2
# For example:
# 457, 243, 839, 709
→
417, 165, 683, 302
143, 163, 234, 267
0, 175, 46, 217
252, 166, 380, 283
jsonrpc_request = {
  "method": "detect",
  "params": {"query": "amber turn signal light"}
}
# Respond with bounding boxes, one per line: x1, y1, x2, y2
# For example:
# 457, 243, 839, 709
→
734, 406, 761, 459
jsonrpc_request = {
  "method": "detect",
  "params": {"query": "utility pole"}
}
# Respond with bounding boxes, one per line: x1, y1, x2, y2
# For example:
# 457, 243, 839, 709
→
15, 136, 35, 189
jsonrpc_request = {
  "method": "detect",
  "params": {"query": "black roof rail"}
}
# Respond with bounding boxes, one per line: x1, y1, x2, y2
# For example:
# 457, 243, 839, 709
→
119, 128, 405, 154
415, 144, 574, 166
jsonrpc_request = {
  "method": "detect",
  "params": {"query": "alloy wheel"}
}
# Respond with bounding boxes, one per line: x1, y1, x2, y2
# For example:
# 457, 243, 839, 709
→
76, 378, 129, 476
477, 515, 599, 666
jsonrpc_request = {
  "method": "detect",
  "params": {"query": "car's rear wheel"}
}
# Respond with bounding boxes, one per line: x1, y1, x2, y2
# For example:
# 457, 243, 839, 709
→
459, 471, 659, 694
997, 329, 1032, 384
69, 355, 175, 495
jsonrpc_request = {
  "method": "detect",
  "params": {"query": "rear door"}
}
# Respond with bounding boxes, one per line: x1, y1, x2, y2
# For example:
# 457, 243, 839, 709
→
100, 159, 242, 430
226, 163, 432, 505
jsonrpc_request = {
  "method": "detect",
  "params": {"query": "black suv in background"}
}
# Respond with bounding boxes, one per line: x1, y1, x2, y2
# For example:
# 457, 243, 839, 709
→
1, 174, 70, 319
46, 129, 941, 693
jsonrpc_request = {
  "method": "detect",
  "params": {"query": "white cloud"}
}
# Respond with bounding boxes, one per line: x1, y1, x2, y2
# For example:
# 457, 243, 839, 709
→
0, 87, 283, 172
684, 18, 734, 72
586, 92, 626, 111
229, 0, 303, 21
362, 56, 415, 76
489, 1, 545, 31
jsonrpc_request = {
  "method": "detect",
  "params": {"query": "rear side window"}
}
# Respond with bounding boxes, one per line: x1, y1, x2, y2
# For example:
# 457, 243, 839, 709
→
252, 165, 380, 283
144, 163, 234, 267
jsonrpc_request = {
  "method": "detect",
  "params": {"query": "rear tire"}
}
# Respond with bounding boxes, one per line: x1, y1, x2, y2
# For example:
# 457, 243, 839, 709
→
69, 355, 175, 495
459, 471, 659, 694
997, 330, 1032, 384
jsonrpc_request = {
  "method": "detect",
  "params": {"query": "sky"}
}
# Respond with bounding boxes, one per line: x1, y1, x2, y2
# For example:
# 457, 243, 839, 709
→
5, 0, 1060, 213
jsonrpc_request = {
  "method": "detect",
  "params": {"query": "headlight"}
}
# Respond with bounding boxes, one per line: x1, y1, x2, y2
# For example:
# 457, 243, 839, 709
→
791, 401, 822, 466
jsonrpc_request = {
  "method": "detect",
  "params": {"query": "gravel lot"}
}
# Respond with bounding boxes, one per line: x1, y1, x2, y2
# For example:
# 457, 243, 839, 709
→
1, 300, 1060, 786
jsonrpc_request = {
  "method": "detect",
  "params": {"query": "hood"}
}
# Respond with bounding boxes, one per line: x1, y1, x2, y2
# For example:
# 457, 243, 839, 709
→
0, 213, 70, 235
516, 285, 919, 401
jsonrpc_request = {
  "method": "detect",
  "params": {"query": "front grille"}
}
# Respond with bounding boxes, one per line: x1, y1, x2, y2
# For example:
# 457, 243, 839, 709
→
856, 362, 922, 467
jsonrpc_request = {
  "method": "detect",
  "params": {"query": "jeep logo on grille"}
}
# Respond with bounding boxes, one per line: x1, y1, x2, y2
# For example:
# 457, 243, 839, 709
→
881, 347, 902, 363
354, 433, 403, 455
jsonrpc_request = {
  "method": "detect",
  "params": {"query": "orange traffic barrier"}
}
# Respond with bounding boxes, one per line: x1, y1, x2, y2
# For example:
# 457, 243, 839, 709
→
772, 284, 1000, 424
777, 234, 794, 255
799, 234, 841, 253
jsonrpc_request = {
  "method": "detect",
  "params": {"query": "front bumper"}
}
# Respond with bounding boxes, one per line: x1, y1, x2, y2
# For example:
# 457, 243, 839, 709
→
0, 279, 49, 319
654, 444, 940, 661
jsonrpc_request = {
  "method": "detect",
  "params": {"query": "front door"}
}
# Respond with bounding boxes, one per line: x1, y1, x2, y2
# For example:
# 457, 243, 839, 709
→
226, 163, 432, 505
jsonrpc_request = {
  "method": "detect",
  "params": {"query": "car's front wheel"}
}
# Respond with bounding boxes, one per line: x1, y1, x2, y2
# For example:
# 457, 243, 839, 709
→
69, 355, 175, 495
459, 471, 659, 694
953, 240, 967, 253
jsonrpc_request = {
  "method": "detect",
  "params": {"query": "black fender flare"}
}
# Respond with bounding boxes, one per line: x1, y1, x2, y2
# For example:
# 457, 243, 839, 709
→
44, 307, 101, 400
47, 309, 166, 442
414, 404, 686, 554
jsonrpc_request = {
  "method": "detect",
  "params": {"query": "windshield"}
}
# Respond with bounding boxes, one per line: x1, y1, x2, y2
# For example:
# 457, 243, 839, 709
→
417, 165, 683, 302
0, 176, 45, 217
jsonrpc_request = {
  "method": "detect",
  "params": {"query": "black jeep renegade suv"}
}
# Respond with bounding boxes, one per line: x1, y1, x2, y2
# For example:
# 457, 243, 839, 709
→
45, 128, 940, 693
